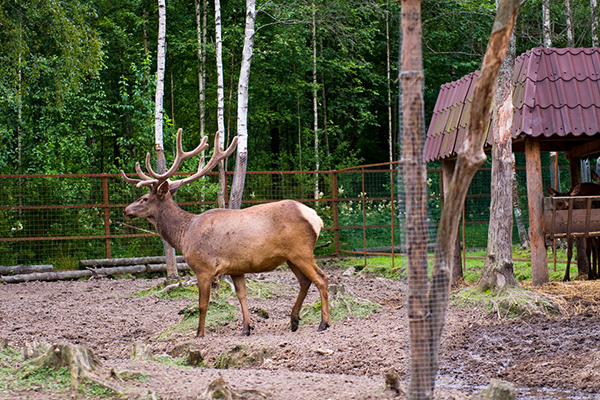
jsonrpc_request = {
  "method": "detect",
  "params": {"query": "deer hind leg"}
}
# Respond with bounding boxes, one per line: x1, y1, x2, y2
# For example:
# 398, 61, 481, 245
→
196, 275, 213, 337
290, 259, 330, 332
564, 237, 574, 282
287, 262, 312, 332
230, 274, 253, 336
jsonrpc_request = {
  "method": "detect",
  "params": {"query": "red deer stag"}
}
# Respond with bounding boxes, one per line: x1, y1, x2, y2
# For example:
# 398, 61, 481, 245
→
121, 129, 330, 337
546, 171, 600, 281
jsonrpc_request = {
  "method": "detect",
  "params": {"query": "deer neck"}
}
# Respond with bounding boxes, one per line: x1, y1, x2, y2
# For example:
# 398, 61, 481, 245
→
152, 198, 194, 252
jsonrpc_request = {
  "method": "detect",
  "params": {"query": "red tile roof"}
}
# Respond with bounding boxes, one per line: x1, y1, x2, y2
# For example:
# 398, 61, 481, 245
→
424, 47, 600, 161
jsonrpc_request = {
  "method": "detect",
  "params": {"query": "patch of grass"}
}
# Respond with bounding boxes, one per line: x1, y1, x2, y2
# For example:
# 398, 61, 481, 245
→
158, 298, 238, 338
134, 282, 199, 299
452, 285, 560, 318
154, 354, 188, 367
300, 290, 382, 326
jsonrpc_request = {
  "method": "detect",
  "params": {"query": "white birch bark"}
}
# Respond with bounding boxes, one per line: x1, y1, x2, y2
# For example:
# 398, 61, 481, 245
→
155, 0, 166, 156
195, 0, 207, 137
155, 0, 178, 279
229, 0, 256, 210
215, 0, 227, 208
592, 0, 598, 47
543, 0, 552, 47
564, 0, 574, 46
312, 2, 319, 200
386, 0, 393, 167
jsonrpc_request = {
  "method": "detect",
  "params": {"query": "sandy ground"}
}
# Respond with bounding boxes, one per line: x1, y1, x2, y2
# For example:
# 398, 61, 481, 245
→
1, 263, 599, 399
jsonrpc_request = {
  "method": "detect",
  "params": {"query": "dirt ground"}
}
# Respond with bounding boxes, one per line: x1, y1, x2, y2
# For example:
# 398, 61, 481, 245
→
1, 262, 599, 399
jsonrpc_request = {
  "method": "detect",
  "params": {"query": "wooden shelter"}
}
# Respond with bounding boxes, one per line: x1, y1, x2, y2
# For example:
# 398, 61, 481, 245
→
424, 47, 600, 282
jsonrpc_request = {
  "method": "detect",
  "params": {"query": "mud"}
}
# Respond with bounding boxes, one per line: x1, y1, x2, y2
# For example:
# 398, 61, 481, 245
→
1, 264, 598, 399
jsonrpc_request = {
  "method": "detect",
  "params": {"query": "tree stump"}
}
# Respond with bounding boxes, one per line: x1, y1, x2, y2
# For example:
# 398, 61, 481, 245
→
19, 342, 122, 394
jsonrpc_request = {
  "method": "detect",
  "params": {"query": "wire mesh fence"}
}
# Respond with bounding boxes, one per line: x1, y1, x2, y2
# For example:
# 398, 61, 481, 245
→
0, 158, 573, 271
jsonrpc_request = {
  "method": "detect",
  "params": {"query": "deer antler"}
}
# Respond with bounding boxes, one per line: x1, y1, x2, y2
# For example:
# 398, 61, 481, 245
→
144, 128, 209, 181
169, 132, 238, 191
120, 130, 238, 190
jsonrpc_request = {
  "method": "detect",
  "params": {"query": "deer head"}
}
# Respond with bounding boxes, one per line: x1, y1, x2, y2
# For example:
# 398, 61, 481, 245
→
121, 129, 237, 219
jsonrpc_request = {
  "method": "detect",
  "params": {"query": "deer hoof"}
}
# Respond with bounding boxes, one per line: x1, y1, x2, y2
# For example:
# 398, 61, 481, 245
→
291, 318, 300, 332
317, 321, 329, 332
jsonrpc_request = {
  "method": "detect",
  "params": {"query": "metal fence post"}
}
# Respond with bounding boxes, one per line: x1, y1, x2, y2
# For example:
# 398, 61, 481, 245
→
102, 174, 111, 259
331, 171, 340, 255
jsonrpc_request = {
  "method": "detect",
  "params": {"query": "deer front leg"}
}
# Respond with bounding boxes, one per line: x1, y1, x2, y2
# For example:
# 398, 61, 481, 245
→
231, 274, 253, 336
196, 276, 212, 337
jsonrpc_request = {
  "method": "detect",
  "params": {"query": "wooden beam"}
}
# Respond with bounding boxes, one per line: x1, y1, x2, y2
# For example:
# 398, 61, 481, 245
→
569, 139, 600, 160
525, 137, 549, 285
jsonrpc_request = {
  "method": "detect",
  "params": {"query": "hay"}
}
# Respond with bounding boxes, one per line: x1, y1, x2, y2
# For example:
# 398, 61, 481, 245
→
521, 280, 600, 316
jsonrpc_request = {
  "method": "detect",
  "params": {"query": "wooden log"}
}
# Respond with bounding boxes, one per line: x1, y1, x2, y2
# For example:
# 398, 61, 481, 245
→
89, 265, 147, 276
1, 265, 147, 283
0, 265, 53, 275
146, 263, 190, 273
2, 270, 92, 283
79, 256, 185, 268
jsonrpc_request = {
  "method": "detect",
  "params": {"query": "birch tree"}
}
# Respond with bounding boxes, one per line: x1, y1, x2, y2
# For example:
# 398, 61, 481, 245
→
155, 0, 178, 279
195, 0, 207, 137
564, 0, 574, 46
592, 0, 598, 46
229, 0, 257, 210
215, 0, 227, 208
312, 1, 320, 201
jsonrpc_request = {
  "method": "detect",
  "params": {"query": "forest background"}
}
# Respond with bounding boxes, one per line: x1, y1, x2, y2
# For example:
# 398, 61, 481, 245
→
0, 0, 595, 176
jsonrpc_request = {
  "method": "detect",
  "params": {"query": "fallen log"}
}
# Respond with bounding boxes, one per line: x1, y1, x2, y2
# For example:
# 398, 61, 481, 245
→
79, 256, 185, 268
1, 265, 147, 283
0, 265, 53, 275
146, 263, 190, 273
2, 270, 92, 283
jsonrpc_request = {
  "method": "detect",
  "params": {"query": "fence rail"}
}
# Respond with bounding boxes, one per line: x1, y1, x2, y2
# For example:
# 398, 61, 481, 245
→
0, 160, 572, 270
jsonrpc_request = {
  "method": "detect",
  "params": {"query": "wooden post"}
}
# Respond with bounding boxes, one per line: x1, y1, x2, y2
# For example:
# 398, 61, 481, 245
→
441, 159, 462, 283
525, 137, 549, 285
568, 154, 590, 277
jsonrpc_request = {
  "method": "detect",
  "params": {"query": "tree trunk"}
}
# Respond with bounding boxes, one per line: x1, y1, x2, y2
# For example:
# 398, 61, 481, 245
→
441, 159, 462, 285
195, 0, 207, 137
564, 0, 574, 47
543, 0, 552, 47
229, 0, 257, 210
479, 10, 518, 293
215, 0, 227, 208
402, 0, 521, 397
512, 158, 530, 249
155, 0, 178, 280
592, 0, 598, 47
386, 0, 393, 166
312, 1, 320, 201
400, 3, 430, 397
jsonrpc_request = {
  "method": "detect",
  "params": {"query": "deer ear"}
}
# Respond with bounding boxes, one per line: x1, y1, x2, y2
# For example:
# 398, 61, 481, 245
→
157, 181, 171, 197
545, 185, 559, 196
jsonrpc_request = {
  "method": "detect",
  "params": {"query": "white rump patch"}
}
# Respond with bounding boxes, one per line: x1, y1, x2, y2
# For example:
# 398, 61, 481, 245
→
297, 204, 323, 236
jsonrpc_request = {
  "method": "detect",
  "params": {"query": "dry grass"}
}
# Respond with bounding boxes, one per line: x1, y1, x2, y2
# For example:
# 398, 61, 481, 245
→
521, 280, 600, 316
